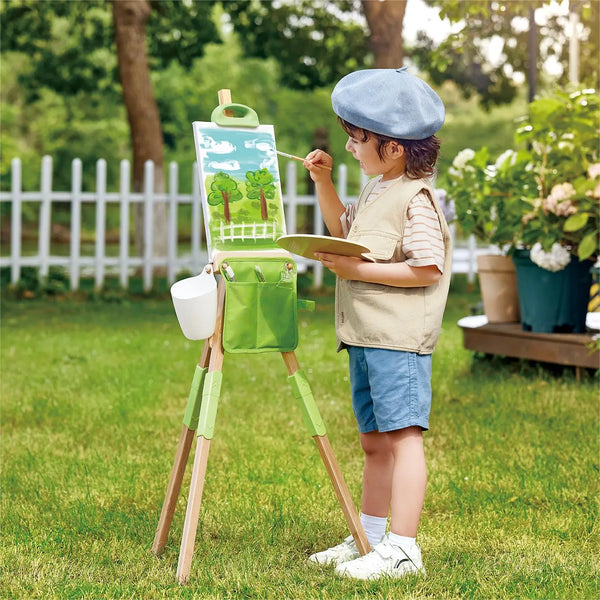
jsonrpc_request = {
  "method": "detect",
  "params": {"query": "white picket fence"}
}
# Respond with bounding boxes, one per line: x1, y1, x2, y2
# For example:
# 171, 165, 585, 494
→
0, 156, 484, 291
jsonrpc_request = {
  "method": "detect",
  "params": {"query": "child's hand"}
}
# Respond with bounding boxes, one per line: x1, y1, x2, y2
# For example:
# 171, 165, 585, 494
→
304, 150, 333, 183
314, 252, 362, 280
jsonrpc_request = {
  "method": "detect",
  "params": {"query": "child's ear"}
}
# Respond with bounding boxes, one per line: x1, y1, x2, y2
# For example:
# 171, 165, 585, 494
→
388, 142, 405, 158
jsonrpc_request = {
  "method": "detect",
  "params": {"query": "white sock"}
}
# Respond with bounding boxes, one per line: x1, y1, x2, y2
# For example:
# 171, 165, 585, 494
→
360, 512, 387, 547
387, 531, 416, 553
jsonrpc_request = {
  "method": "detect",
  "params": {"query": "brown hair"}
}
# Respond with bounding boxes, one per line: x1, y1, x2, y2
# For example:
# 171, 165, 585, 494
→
338, 118, 440, 179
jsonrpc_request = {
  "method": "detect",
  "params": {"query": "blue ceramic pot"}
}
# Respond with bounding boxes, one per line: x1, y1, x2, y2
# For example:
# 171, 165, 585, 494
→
512, 249, 593, 334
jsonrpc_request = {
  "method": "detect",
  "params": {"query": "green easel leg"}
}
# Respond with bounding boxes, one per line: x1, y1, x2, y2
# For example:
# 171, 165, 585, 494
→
282, 352, 370, 556
152, 343, 211, 557
177, 371, 223, 583
177, 279, 226, 585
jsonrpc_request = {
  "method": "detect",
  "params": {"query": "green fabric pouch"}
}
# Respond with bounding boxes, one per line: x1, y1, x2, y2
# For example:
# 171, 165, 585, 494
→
222, 257, 298, 353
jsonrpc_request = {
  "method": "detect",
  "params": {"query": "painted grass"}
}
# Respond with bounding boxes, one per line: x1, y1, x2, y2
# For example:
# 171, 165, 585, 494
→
1, 283, 598, 599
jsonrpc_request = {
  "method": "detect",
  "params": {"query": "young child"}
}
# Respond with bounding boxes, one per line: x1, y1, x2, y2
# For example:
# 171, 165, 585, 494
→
303, 68, 451, 580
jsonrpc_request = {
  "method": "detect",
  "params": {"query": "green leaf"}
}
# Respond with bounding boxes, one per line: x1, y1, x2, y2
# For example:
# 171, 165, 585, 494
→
564, 212, 589, 232
578, 232, 597, 261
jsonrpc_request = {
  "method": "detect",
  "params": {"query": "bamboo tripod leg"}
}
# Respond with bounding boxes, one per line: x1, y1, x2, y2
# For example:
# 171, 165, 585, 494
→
282, 351, 370, 556
177, 280, 226, 585
152, 342, 212, 557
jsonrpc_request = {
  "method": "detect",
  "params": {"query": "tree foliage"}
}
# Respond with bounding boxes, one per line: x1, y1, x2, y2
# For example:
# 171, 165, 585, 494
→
208, 172, 242, 223
225, 0, 370, 89
147, 0, 221, 69
412, 0, 599, 109
2, 0, 116, 101
3, 0, 595, 203
0, 0, 220, 99
245, 168, 276, 220
0, 0, 219, 192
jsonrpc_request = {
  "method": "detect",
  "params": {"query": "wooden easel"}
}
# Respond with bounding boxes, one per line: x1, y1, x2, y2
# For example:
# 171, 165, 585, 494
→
151, 90, 369, 584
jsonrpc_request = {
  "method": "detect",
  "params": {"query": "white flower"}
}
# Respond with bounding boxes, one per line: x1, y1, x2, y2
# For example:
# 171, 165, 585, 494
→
495, 149, 515, 169
558, 141, 575, 151
547, 183, 576, 203
532, 141, 550, 155
588, 162, 600, 179
452, 148, 475, 170
530, 242, 571, 272
543, 183, 577, 216
484, 165, 497, 179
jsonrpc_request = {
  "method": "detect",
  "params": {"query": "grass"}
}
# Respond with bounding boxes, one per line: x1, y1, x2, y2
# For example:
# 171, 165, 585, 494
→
1, 279, 598, 599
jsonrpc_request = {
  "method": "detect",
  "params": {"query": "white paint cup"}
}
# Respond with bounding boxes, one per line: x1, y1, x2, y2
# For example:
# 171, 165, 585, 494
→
170, 266, 217, 340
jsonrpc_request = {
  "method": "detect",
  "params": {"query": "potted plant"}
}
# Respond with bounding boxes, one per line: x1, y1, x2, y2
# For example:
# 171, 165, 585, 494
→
449, 88, 599, 332
510, 88, 599, 333
447, 146, 533, 322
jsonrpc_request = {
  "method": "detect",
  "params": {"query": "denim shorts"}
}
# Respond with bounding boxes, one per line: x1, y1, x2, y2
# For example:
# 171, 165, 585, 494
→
347, 346, 432, 433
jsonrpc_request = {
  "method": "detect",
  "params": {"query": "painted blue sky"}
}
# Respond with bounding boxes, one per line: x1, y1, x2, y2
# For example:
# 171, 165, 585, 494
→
193, 123, 281, 183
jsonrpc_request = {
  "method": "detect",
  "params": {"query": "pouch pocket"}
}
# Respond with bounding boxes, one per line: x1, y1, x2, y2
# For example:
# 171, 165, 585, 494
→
354, 233, 398, 262
222, 258, 298, 353
350, 233, 398, 294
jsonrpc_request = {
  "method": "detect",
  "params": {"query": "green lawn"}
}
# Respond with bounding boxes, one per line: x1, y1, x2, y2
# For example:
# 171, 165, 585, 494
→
1, 282, 598, 599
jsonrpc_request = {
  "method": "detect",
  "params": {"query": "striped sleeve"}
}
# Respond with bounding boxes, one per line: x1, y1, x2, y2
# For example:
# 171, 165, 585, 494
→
340, 202, 358, 238
403, 192, 445, 273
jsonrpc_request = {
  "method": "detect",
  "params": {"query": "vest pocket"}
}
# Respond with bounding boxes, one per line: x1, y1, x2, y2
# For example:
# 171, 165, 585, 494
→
352, 233, 398, 262
349, 280, 386, 294
347, 234, 398, 294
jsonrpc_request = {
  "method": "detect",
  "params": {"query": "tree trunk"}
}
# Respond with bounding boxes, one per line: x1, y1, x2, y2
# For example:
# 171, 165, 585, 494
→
527, 4, 538, 102
112, 0, 167, 271
361, 0, 407, 68
223, 193, 231, 223
260, 189, 268, 220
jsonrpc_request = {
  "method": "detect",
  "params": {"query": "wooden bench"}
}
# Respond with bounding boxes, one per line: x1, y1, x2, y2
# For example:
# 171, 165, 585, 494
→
458, 316, 599, 381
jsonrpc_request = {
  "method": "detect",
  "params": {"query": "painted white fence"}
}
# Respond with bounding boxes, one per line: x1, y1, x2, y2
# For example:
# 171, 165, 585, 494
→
0, 156, 484, 291
217, 220, 280, 243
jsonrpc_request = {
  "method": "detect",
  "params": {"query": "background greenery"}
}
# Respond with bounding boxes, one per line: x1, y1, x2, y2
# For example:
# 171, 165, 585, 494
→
0, 2, 533, 196
10, 0, 596, 249
1, 278, 598, 599
0, 34, 532, 251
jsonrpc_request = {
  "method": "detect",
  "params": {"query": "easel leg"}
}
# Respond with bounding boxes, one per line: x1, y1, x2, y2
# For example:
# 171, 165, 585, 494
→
152, 342, 211, 556
177, 435, 212, 582
177, 280, 226, 584
282, 351, 370, 556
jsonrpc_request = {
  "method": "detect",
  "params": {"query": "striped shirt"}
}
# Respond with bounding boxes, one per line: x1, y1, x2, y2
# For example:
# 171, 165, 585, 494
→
341, 176, 445, 273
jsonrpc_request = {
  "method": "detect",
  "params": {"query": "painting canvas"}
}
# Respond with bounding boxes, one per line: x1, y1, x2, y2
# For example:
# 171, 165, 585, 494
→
192, 121, 287, 258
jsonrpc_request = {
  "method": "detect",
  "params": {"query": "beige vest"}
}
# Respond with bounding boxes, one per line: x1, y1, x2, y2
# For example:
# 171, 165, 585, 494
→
336, 175, 452, 354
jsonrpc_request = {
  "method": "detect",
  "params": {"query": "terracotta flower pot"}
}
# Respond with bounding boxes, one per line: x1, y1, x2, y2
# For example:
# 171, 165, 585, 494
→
476, 254, 520, 323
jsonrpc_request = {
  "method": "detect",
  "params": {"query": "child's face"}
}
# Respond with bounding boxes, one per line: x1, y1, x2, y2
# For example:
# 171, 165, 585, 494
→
345, 135, 405, 181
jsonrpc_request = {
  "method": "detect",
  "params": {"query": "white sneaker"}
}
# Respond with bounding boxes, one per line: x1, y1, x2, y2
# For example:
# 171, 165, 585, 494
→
308, 536, 361, 566
334, 534, 425, 580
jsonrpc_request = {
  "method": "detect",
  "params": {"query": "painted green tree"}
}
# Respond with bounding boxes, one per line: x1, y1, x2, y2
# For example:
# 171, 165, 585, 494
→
208, 172, 242, 223
245, 169, 276, 221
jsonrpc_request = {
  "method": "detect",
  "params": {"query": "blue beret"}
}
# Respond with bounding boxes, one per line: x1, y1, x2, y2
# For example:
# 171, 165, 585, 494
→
331, 68, 445, 140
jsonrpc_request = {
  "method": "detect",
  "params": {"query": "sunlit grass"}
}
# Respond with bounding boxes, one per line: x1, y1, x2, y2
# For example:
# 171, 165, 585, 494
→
1, 282, 598, 599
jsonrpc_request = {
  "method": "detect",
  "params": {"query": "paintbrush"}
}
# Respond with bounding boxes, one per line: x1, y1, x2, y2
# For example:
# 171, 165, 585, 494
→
275, 150, 332, 170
